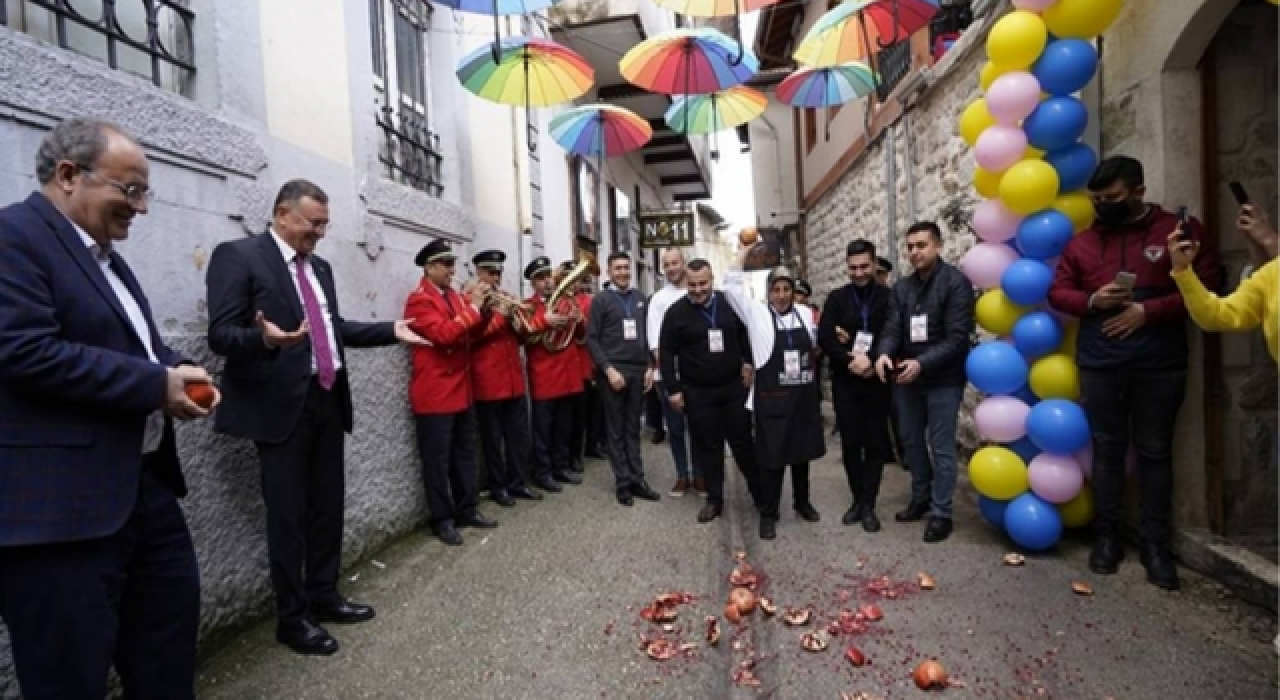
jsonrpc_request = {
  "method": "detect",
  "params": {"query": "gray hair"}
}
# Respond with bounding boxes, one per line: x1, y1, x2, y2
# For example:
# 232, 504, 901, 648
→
35, 117, 129, 185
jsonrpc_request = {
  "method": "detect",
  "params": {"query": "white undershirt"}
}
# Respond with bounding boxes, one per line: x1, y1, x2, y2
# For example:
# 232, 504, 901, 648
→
647, 282, 687, 382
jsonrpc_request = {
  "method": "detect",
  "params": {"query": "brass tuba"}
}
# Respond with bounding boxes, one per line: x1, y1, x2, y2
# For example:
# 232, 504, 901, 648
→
539, 255, 592, 353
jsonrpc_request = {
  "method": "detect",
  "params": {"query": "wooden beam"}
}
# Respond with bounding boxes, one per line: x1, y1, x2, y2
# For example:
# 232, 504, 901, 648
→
661, 173, 704, 186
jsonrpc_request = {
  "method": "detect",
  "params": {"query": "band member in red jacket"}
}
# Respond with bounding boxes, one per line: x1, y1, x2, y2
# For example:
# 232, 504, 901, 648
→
404, 240, 500, 546
471, 249, 543, 506
563, 261, 600, 472
575, 273, 606, 462
523, 256, 584, 492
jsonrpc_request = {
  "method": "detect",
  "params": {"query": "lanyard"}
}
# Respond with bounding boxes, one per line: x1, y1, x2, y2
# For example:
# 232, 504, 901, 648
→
699, 294, 718, 329
770, 306, 803, 350
610, 289, 633, 318
849, 285, 871, 331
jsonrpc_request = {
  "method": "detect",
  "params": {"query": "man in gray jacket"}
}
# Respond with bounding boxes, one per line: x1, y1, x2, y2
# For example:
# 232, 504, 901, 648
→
875, 221, 975, 543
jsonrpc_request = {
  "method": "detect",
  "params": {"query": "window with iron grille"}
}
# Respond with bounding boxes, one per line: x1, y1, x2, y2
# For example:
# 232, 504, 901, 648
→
0, 0, 195, 96
873, 39, 912, 101
371, 0, 444, 197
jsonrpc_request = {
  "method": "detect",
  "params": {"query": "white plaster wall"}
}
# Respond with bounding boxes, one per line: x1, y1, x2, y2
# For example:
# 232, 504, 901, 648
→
749, 99, 799, 229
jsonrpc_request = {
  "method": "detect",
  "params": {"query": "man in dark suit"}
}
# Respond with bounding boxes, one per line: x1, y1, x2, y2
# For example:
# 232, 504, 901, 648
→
206, 179, 425, 656
0, 117, 216, 699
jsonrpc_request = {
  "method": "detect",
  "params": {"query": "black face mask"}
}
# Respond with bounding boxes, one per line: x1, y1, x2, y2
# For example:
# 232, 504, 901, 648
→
1095, 200, 1135, 228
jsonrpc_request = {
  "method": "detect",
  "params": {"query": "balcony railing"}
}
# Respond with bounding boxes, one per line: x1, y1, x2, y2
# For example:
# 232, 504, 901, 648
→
377, 99, 444, 198
874, 39, 912, 102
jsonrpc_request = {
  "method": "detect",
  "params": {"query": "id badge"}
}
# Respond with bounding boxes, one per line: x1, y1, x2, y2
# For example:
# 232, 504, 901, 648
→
708, 329, 725, 353
623, 319, 638, 341
853, 331, 874, 355
910, 314, 928, 343
783, 350, 801, 379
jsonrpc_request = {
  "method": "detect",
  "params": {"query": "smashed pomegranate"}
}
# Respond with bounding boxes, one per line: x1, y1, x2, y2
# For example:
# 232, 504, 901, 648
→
782, 608, 812, 626
844, 646, 868, 667
728, 587, 757, 615
724, 602, 742, 625
859, 604, 884, 622
644, 638, 678, 661
759, 596, 777, 616
800, 631, 829, 652
918, 571, 936, 590
705, 616, 721, 646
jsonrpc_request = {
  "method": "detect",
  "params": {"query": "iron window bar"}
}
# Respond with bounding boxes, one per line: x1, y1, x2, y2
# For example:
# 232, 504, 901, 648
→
377, 101, 444, 197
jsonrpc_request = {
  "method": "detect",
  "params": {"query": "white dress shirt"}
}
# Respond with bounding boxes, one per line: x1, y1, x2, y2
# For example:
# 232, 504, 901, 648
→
72, 223, 164, 454
270, 229, 343, 373
646, 282, 687, 382
722, 269, 817, 410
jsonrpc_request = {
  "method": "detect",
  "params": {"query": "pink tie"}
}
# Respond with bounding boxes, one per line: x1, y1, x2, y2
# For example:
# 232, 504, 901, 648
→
295, 256, 336, 390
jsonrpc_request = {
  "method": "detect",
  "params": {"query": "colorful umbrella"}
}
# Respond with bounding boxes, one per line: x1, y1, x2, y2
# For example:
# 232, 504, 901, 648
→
456, 37, 593, 108
432, 0, 556, 15
620, 28, 758, 95
793, 0, 939, 67
649, 0, 780, 18
664, 86, 766, 134
550, 104, 653, 158
775, 62, 879, 108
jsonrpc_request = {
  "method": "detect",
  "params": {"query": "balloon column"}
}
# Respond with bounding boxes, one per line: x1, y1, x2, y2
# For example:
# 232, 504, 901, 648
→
960, 0, 1122, 551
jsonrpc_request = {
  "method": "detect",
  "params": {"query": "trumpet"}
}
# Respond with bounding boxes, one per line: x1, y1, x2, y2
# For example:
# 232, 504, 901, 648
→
481, 284, 535, 334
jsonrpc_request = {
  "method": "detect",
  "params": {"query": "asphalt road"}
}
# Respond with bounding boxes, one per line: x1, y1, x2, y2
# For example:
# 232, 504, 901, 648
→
196, 435, 1278, 700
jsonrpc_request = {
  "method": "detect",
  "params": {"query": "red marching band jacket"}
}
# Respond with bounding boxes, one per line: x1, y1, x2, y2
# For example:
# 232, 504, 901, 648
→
524, 294, 585, 401
471, 311, 527, 402
574, 290, 594, 382
404, 280, 487, 415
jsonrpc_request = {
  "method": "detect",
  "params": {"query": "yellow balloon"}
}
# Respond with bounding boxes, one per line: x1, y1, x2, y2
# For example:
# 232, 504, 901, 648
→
974, 166, 1004, 198
999, 160, 1061, 216
1043, 0, 1123, 40
986, 10, 1048, 70
979, 61, 1006, 92
976, 290, 1032, 336
1029, 353, 1081, 400
1058, 486, 1094, 528
1054, 190, 1096, 233
969, 446, 1030, 501
960, 99, 997, 148
1024, 146, 1046, 160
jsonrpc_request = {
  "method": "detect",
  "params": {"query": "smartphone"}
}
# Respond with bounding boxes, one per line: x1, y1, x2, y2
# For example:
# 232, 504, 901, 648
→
1115, 271, 1137, 291
1175, 206, 1190, 242
1229, 181, 1250, 206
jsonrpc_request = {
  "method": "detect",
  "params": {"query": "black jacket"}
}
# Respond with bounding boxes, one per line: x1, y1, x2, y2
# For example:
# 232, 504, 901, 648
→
818, 281, 891, 390
659, 292, 751, 394
877, 260, 975, 388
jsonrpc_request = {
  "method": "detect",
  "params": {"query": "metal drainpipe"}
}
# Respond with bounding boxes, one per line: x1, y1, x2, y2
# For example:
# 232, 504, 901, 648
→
903, 112, 917, 228
506, 16, 528, 297
885, 123, 897, 258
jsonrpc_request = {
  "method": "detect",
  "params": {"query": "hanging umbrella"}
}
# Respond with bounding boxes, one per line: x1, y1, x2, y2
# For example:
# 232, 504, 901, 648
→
456, 36, 593, 107
650, 0, 779, 16
432, 0, 556, 14
620, 28, 759, 95
664, 86, 766, 134
793, 0, 939, 67
775, 61, 879, 108
550, 104, 653, 158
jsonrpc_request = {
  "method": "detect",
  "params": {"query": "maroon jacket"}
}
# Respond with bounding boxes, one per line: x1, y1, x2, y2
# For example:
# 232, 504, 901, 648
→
1048, 204, 1223, 371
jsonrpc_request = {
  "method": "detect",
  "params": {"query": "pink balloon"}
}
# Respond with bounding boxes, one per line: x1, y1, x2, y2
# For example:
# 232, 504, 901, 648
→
1029, 453, 1085, 504
1013, 0, 1058, 12
974, 396, 1031, 442
986, 72, 1043, 124
973, 198, 1022, 243
961, 243, 1021, 289
974, 125, 1030, 172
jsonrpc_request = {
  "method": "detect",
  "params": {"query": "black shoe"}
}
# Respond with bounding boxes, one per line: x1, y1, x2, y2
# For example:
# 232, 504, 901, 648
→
617, 489, 635, 506
1089, 536, 1124, 575
510, 486, 543, 501
311, 599, 376, 625
895, 500, 930, 523
433, 523, 463, 546
457, 513, 499, 529
568, 459, 585, 474
697, 504, 722, 523
861, 509, 882, 533
794, 503, 821, 522
584, 449, 606, 459
651, 430, 666, 444
842, 504, 864, 526
1140, 543, 1180, 591
534, 477, 562, 493
759, 518, 776, 540
630, 482, 661, 501
553, 470, 583, 485
277, 619, 339, 656
922, 516, 953, 543
491, 491, 516, 508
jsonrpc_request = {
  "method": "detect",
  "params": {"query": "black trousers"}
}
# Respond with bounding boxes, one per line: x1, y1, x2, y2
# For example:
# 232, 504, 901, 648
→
645, 385, 665, 433
599, 368, 647, 490
569, 380, 602, 460
1080, 368, 1186, 545
684, 382, 758, 505
833, 378, 891, 509
758, 462, 811, 520
532, 395, 575, 480
0, 468, 199, 700
256, 380, 347, 628
415, 409, 480, 528
476, 397, 530, 494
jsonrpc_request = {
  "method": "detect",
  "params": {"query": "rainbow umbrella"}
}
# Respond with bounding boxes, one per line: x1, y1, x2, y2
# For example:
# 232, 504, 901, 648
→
793, 0, 939, 67
620, 28, 758, 95
650, 0, 779, 19
456, 37, 593, 107
776, 62, 879, 108
550, 104, 653, 158
433, 0, 555, 14
664, 86, 766, 134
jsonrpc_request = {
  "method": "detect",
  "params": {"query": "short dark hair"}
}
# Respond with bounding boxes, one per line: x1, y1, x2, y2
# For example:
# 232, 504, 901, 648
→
846, 239, 876, 259
274, 179, 329, 211
607, 251, 631, 265
905, 221, 942, 242
1088, 156, 1144, 191
876, 256, 893, 273
687, 258, 712, 272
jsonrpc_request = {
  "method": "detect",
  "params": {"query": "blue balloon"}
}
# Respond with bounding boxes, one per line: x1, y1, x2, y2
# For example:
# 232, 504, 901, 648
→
1027, 399, 1091, 455
966, 341, 1029, 395
1005, 434, 1042, 463
979, 496, 1009, 529
1004, 492, 1064, 551
1016, 209, 1075, 261
1012, 311, 1064, 359
1044, 142, 1098, 194
1033, 39, 1098, 97
1001, 259, 1055, 306
1024, 97, 1089, 153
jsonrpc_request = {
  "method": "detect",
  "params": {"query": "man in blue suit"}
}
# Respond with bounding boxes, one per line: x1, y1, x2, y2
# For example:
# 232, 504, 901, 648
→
0, 118, 217, 699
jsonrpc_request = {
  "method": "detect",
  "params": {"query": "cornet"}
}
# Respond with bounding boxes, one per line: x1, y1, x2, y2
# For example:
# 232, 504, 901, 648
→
481, 283, 536, 334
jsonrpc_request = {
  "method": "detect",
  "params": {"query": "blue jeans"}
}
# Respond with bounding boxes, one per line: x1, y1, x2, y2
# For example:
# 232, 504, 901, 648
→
657, 382, 697, 480
895, 383, 965, 518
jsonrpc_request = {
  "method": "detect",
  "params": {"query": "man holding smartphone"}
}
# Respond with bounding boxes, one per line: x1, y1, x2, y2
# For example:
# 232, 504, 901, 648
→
1048, 156, 1223, 591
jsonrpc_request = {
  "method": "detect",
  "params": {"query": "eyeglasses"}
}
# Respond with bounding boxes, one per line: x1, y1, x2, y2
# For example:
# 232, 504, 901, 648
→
290, 210, 331, 233
81, 168, 152, 204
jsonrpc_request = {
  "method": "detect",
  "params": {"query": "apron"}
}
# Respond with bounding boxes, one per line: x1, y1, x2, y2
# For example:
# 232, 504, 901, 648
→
753, 308, 827, 472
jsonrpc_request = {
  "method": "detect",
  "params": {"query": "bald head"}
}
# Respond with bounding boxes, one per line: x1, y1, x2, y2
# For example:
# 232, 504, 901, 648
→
661, 248, 687, 286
